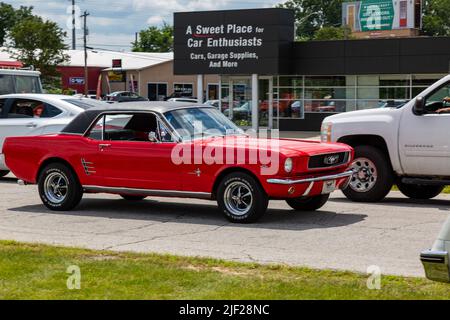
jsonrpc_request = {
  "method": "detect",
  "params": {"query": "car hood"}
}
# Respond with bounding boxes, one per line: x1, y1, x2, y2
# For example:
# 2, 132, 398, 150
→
323, 107, 397, 123
201, 136, 351, 157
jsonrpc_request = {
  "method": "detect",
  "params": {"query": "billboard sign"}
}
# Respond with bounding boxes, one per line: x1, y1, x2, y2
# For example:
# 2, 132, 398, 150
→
360, 0, 394, 31
174, 8, 295, 75
343, 0, 420, 32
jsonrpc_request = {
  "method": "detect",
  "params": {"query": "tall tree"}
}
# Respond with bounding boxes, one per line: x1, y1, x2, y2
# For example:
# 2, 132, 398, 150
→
0, 2, 32, 45
277, 0, 346, 40
7, 15, 69, 87
132, 23, 173, 52
422, 0, 450, 36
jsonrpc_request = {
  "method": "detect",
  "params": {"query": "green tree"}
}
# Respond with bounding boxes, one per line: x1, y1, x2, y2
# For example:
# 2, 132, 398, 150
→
132, 23, 173, 52
422, 0, 450, 36
7, 15, 69, 88
278, 0, 346, 40
0, 2, 32, 45
314, 26, 352, 41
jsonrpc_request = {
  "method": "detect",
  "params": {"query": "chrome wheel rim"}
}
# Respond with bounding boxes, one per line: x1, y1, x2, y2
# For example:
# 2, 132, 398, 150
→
44, 172, 69, 204
224, 182, 253, 216
349, 157, 378, 193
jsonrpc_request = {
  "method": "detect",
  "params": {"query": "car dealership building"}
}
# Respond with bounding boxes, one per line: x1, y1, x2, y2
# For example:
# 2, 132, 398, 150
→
173, 6, 450, 131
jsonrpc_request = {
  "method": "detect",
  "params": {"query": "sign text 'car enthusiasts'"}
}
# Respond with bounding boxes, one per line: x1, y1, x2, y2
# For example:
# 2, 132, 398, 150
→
174, 9, 295, 75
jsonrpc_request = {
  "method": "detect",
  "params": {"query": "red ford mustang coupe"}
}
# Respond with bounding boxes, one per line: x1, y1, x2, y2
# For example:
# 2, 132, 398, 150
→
3, 102, 353, 223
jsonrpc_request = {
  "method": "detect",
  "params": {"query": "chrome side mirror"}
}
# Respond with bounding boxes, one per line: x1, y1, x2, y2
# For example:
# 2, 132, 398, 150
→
148, 131, 159, 143
413, 96, 425, 115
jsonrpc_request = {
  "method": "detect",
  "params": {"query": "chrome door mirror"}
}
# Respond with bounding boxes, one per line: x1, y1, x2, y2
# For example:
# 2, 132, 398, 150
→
413, 96, 425, 115
148, 131, 159, 143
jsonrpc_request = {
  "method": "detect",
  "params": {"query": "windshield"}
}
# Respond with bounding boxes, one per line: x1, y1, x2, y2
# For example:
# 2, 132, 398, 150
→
164, 107, 244, 141
63, 98, 109, 110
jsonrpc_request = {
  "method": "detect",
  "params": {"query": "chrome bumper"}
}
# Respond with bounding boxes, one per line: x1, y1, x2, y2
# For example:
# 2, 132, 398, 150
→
420, 250, 450, 283
267, 171, 353, 185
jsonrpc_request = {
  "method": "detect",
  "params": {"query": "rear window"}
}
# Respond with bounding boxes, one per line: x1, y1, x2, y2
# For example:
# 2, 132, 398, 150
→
0, 75, 42, 94
15, 76, 41, 93
63, 99, 108, 110
0, 75, 14, 95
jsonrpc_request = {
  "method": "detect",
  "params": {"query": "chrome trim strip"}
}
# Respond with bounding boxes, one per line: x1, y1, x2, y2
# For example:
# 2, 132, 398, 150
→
302, 182, 314, 196
267, 171, 354, 185
83, 185, 212, 200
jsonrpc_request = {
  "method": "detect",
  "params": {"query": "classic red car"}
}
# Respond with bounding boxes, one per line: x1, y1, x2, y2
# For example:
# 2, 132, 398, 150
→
3, 103, 353, 223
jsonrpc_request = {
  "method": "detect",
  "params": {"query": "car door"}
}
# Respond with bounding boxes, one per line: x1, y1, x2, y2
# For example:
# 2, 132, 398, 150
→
83, 112, 181, 190
399, 81, 450, 176
0, 98, 62, 148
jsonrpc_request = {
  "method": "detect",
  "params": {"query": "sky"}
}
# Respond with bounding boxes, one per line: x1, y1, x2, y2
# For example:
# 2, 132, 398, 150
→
4, 0, 285, 51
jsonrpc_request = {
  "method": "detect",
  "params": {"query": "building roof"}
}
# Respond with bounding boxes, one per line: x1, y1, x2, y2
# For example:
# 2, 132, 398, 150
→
61, 50, 173, 70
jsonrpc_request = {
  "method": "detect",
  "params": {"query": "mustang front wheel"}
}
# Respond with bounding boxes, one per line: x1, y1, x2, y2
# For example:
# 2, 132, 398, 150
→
217, 172, 268, 223
38, 163, 83, 211
286, 194, 330, 211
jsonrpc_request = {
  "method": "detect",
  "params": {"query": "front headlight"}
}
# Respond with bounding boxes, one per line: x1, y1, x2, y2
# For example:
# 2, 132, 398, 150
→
320, 122, 332, 143
284, 158, 293, 173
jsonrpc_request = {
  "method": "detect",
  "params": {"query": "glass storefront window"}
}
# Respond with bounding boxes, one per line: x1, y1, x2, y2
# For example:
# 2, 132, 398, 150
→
305, 87, 355, 100
278, 76, 302, 87
305, 76, 348, 87
279, 88, 302, 100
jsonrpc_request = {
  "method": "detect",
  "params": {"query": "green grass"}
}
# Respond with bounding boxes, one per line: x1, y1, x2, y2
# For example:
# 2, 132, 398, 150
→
0, 241, 449, 300
392, 185, 450, 194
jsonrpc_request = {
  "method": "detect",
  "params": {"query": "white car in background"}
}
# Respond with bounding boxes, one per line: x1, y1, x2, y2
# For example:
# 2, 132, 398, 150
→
0, 94, 108, 177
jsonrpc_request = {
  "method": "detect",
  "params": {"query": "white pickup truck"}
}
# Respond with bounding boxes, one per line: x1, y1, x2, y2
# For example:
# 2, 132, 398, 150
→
321, 75, 450, 202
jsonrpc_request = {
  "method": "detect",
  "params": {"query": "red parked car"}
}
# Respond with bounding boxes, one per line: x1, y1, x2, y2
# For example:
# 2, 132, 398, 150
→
3, 102, 353, 223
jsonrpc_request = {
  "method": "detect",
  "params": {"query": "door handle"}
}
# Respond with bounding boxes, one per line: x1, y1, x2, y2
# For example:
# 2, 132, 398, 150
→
99, 143, 111, 151
26, 122, 37, 128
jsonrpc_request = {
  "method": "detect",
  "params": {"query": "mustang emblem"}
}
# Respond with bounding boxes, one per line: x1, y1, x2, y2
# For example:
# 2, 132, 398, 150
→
324, 154, 340, 165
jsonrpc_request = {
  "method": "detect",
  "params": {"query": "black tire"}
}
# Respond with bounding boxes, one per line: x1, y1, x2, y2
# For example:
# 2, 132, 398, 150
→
38, 163, 83, 211
120, 195, 147, 201
0, 170, 9, 178
286, 194, 330, 211
396, 182, 444, 200
217, 172, 268, 223
343, 145, 394, 202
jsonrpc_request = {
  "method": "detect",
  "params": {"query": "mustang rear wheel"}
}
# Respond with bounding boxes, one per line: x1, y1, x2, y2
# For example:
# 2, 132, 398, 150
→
0, 170, 9, 178
217, 172, 268, 223
286, 194, 330, 211
120, 195, 147, 201
38, 163, 83, 211
396, 182, 444, 200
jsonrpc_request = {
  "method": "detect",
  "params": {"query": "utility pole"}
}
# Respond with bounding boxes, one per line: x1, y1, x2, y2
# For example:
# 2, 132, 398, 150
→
71, 0, 76, 50
81, 11, 90, 96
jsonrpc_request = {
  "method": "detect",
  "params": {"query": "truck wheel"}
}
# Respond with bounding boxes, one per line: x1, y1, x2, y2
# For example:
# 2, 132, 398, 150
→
217, 172, 268, 223
0, 170, 9, 178
38, 163, 83, 211
120, 195, 147, 201
286, 194, 330, 211
343, 145, 394, 202
396, 182, 444, 200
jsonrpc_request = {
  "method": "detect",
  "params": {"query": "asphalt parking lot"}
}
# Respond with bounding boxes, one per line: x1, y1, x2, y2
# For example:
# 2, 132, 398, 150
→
0, 174, 449, 277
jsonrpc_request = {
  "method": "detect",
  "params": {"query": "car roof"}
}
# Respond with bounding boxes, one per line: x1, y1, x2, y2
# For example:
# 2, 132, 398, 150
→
0, 93, 106, 112
62, 101, 212, 135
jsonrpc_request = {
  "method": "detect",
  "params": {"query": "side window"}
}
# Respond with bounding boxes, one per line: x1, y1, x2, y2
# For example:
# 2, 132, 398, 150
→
0, 99, 5, 118
104, 113, 158, 142
86, 113, 175, 142
0, 75, 14, 95
87, 116, 104, 140
7, 99, 62, 118
158, 120, 175, 143
425, 82, 450, 114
